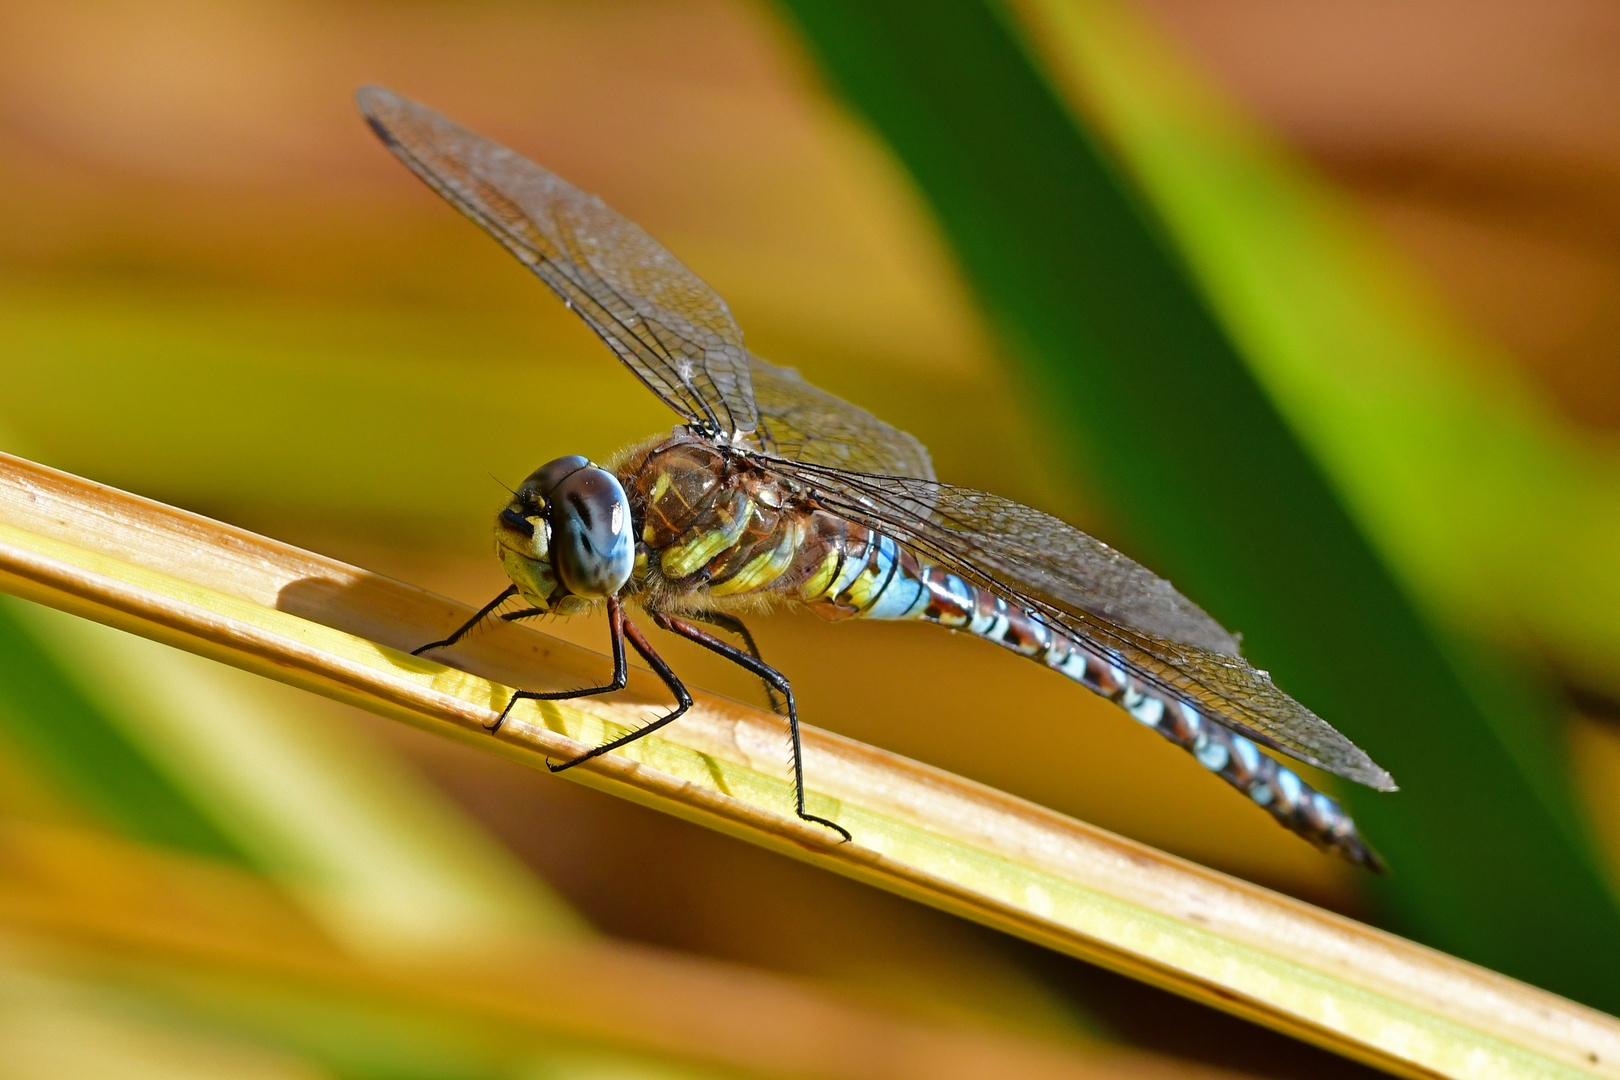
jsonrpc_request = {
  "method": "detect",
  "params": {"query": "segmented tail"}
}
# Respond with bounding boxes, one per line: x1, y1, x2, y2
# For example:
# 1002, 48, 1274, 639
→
799, 527, 1383, 869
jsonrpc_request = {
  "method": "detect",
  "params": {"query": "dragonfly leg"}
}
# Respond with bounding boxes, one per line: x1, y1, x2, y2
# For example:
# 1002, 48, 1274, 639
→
670, 610, 783, 714
542, 605, 694, 770
494, 595, 631, 733
499, 607, 549, 622
412, 585, 518, 655
653, 612, 852, 844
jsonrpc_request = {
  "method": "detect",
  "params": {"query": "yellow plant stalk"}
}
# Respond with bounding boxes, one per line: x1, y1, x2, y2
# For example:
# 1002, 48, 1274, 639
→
0, 450, 1613, 1080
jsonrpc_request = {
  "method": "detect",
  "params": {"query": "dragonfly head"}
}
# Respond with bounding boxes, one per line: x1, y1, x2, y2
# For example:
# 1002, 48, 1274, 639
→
495, 455, 635, 609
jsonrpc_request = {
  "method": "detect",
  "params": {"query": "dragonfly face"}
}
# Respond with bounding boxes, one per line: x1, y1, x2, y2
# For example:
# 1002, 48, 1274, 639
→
495, 455, 635, 611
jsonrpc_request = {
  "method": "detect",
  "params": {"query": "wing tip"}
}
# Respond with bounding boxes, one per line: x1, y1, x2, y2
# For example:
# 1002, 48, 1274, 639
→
354, 83, 394, 115
354, 84, 403, 144
1294, 740, 1396, 792
1351, 758, 1398, 793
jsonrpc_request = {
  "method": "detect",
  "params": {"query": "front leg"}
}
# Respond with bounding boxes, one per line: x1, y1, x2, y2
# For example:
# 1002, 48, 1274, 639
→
544, 612, 693, 772
492, 595, 629, 732
413, 585, 517, 655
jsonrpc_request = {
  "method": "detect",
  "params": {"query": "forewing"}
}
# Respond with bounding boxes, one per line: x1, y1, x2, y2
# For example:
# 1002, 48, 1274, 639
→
358, 86, 758, 436
774, 464, 1394, 790
748, 354, 936, 481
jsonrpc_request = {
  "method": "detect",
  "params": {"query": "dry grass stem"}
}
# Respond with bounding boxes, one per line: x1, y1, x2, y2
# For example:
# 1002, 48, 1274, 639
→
0, 451, 1614, 1080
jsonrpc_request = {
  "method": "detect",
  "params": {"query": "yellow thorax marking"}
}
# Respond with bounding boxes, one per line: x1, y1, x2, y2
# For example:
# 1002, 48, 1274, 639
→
660, 499, 755, 580
643, 472, 675, 543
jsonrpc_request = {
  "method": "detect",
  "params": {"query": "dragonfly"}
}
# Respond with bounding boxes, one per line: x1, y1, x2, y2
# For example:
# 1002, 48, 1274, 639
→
358, 85, 1396, 869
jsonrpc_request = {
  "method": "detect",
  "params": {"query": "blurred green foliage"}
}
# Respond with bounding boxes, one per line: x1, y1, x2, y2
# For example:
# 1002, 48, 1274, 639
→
1030, 0, 1620, 709
0, 601, 247, 861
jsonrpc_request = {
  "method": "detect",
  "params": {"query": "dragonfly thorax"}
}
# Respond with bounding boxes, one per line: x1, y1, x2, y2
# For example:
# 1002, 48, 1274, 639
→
495, 455, 635, 611
623, 432, 824, 599
626, 435, 731, 543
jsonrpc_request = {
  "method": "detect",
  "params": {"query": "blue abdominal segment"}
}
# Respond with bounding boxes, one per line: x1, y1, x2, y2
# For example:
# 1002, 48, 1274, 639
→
839, 541, 1381, 869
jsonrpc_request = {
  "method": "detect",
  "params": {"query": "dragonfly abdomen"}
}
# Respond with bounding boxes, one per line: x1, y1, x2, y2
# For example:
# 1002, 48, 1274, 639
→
827, 542, 1382, 869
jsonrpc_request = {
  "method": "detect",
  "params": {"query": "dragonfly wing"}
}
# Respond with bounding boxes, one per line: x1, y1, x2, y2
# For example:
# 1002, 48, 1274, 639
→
772, 465, 1394, 790
749, 354, 936, 481
358, 86, 758, 436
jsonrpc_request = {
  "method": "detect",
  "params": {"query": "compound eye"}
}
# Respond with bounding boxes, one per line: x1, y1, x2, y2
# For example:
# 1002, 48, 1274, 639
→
519, 455, 591, 504
548, 467, 634, 599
